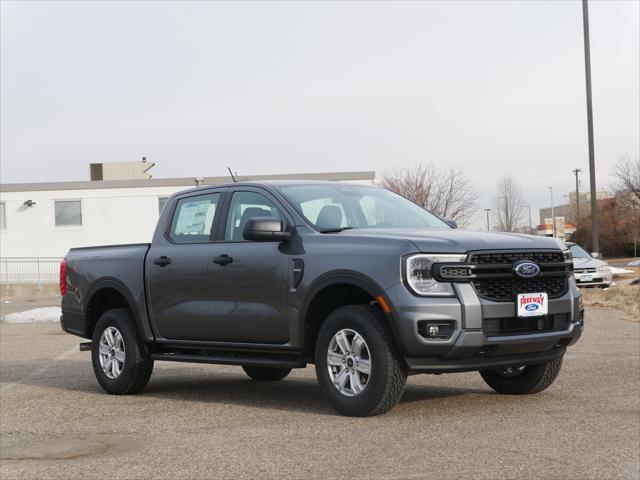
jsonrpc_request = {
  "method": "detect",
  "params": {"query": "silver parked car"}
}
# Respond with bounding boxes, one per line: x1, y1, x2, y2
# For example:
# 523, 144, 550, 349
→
567, 242, 613, 288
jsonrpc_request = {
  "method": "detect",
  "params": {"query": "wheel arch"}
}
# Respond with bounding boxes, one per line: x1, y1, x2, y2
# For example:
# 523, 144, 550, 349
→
84, 279, 150, 341
300, 271, 401, 359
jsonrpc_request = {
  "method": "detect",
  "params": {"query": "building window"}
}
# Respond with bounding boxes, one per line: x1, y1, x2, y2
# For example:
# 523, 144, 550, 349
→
55, 200, 82, 226
158, 197, 169, 214
0, 202, 6, 229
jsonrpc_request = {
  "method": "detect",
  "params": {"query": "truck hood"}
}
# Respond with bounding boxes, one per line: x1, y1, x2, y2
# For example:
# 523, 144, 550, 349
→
334, 228, 567, 253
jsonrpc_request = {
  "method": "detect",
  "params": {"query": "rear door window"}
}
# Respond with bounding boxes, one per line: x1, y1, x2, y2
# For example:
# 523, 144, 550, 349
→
168, 193, 221, 243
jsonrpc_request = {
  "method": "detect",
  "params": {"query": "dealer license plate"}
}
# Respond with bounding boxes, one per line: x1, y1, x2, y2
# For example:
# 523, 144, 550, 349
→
517, 293, 548, 317
579, 273, 593, 282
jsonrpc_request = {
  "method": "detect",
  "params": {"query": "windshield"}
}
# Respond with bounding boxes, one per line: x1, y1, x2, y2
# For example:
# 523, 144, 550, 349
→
277, 184, 450, 232
569, 244, 592, 259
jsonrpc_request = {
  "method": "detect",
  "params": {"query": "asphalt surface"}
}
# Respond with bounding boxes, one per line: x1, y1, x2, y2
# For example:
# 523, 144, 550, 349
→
1, 308, 638, 480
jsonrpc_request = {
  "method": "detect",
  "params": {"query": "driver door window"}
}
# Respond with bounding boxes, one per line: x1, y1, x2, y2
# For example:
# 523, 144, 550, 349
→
224, 191, 284, 241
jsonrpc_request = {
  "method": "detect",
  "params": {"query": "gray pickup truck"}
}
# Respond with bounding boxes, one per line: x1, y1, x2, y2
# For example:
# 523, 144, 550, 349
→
60, 181, 583, 416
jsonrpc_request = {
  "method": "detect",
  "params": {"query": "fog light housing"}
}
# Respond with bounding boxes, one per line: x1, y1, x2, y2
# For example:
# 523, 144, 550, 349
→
418, 321, 455, 340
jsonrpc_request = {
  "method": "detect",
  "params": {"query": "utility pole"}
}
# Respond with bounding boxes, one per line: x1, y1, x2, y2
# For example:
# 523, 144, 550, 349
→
526, 205, 532, 234
551, 187, 556, 238
582, 0, 599, 253
485, 208, 491, 231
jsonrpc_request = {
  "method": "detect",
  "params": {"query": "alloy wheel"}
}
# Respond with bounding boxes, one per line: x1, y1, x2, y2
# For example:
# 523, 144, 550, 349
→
327, 329, 371, 397
98, 326, 126, 379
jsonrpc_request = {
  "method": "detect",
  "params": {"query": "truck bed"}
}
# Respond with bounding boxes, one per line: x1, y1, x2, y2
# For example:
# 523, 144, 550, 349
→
61, 243, 152, 340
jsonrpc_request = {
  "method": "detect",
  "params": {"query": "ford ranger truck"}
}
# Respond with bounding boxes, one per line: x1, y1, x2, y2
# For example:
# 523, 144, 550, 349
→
60, 181, 583, 417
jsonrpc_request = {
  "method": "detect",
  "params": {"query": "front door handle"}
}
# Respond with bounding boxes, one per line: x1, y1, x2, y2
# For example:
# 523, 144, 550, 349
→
212, 254, 233, 266
153, 256, 172, 267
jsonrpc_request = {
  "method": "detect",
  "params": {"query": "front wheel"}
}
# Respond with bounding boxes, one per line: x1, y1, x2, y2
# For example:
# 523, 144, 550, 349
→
479, 357, 563, 395
91, 309, 154, 395
315, 305, 407, 417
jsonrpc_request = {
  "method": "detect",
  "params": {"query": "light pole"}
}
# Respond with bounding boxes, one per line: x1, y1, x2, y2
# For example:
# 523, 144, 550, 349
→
484, 208, 491, 231
526, 205, 532, 234
548, 186, 555, 238
582, 0, 599, 253
573, 168, 581, 234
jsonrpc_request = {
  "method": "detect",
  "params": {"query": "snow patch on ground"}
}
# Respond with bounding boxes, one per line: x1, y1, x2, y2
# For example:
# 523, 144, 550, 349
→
610, 267, 635, 275
2, 307, 62, 323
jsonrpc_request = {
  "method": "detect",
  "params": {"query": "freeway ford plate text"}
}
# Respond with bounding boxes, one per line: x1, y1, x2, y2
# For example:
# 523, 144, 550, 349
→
517, 293, 548, 317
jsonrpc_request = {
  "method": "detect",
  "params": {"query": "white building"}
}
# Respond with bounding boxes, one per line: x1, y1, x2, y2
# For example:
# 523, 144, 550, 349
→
0, 166, 375, 260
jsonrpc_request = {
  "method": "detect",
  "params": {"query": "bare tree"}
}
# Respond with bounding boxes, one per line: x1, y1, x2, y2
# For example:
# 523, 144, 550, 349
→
613, 156, 640, 207
380, 165, 478, 226
492, 176, 525, 232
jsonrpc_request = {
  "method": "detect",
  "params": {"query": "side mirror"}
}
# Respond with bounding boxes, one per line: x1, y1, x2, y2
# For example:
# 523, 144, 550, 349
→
591, 252, 603, 260
443, 218, 458, 229
242, 217, 291, 242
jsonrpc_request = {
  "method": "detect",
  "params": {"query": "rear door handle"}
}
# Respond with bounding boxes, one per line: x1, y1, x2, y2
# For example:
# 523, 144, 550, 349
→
212, 254, 233, 266
153, 256, 172, 267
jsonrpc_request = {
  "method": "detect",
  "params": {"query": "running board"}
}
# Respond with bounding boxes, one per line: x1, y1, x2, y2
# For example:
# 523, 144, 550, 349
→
79, 342, 92, 351
150, 352, 306, 369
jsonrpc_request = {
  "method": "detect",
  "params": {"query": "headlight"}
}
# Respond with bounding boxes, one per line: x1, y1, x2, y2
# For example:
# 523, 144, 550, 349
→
404, 254, 467, 296
563, 249, 573, 262
597, 265, 611, 272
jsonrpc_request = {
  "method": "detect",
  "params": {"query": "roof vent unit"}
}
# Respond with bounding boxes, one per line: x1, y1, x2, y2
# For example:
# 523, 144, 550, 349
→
90, 159, 155, 181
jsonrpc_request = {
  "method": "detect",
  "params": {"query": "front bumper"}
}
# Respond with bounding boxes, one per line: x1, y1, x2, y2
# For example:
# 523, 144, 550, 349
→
384, 278, 583, 373
574, 271, 613, 287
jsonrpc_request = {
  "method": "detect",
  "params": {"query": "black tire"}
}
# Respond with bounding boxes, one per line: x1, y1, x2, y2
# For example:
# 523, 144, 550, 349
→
242, 366, 292, 381
315, 305, 407, 417
480, 357, 563, 395
91, 308, 154, 395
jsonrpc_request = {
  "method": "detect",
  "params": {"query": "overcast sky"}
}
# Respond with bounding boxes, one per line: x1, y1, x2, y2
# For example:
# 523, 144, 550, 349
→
1, 0, 638, 229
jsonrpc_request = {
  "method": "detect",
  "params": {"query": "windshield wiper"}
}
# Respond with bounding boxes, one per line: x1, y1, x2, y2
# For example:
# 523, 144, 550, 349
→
319, 227, 354, 234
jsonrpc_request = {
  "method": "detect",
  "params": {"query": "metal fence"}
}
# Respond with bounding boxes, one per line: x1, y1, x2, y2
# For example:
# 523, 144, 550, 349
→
0, 257, 62, 284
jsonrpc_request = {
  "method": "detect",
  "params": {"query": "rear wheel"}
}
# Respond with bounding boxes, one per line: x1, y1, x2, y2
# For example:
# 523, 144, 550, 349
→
315, 305, 407, 417
480, 357, 563, 395
91, 309, 154, 394
242, 366, 292, 381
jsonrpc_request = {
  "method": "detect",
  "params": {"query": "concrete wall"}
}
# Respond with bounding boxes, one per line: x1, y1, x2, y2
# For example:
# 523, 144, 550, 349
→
1, 283, 60, 299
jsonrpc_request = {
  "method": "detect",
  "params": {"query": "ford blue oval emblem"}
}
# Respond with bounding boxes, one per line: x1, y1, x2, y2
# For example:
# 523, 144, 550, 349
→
513, 261, 541, 279
525, 304, 539, 311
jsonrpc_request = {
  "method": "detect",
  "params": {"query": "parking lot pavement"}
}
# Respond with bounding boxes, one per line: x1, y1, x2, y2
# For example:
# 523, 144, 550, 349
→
1, 309, 638, 480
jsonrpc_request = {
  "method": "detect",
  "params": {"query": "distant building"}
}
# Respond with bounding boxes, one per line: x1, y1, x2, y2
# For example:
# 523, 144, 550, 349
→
0, 161, 375, 258
536, 191, 612, 240
539, 191, 612, 225
536, 216, 575, 240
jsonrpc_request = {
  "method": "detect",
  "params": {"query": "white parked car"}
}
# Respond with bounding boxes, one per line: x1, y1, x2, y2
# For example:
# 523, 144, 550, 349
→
567, 242, 613, 288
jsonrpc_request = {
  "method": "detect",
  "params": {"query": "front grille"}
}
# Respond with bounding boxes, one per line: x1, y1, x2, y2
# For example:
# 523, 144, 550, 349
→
439, 266, 471, 278
472, 277, 567, 301
575, 268, 597, 274
469, 251, 564, 265
484, 313, 570, 336
433, 250, 572, 302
